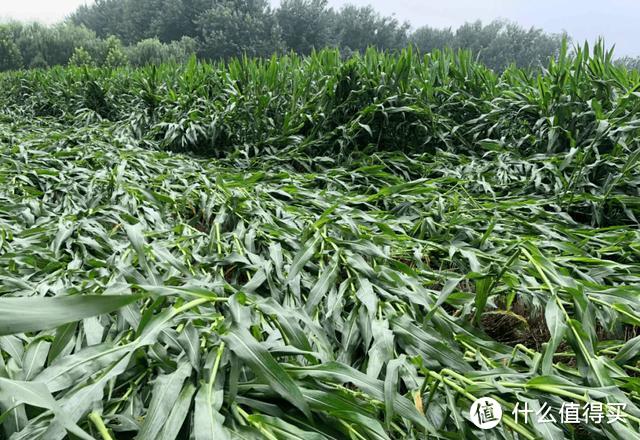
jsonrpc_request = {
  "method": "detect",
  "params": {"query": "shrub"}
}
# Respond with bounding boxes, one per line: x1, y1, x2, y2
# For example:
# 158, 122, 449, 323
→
68, 47, 94, 67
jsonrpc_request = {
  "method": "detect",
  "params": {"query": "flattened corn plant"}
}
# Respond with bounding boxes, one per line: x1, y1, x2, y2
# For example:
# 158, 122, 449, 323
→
0, 42, 639, 439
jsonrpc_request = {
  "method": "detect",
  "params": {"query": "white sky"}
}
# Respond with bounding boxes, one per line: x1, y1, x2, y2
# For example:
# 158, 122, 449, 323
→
0, 0, 89, 23
1, 0, 639, 57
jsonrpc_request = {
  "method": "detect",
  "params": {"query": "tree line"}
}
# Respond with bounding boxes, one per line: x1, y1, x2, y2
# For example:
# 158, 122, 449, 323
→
1, 0, 570, 72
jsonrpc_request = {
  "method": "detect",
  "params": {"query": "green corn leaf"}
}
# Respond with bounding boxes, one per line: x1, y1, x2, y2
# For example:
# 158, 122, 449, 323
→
0, 295, 142, 336
224, 327, 312, 419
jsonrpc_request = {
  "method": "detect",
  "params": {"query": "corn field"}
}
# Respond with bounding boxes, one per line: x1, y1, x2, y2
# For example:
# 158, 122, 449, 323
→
0, 42, 639, 439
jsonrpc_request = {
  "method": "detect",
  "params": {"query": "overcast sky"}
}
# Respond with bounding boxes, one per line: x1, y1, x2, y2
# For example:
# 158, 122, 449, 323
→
2, 0, 639, 56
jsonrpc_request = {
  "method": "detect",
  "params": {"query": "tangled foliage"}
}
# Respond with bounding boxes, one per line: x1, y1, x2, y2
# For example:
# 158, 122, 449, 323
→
0, 44, 639, 439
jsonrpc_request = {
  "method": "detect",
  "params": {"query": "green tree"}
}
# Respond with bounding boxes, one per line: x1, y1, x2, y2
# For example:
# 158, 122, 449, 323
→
5, 22, 99, 68
410, 26, 454, 54
29, 53, 48, 69
104, 36, 128, 67
410, 20, 564, 71
480, 22, 564, 70
276, 0, 335, 55
127, 38, 166, 65
126, 37, 196, 65
150, 0, 212, 42
45, 24, 99, 66
167, 36, 198, 63
13, 23, 49, 67
71, 0, 211, 44
0, 27, 23, 71
71, 0, 128, 41
617, 56, 640, 71
333, 5, 409, 53
69, 47, 94, 67
195, 0, 284, 60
